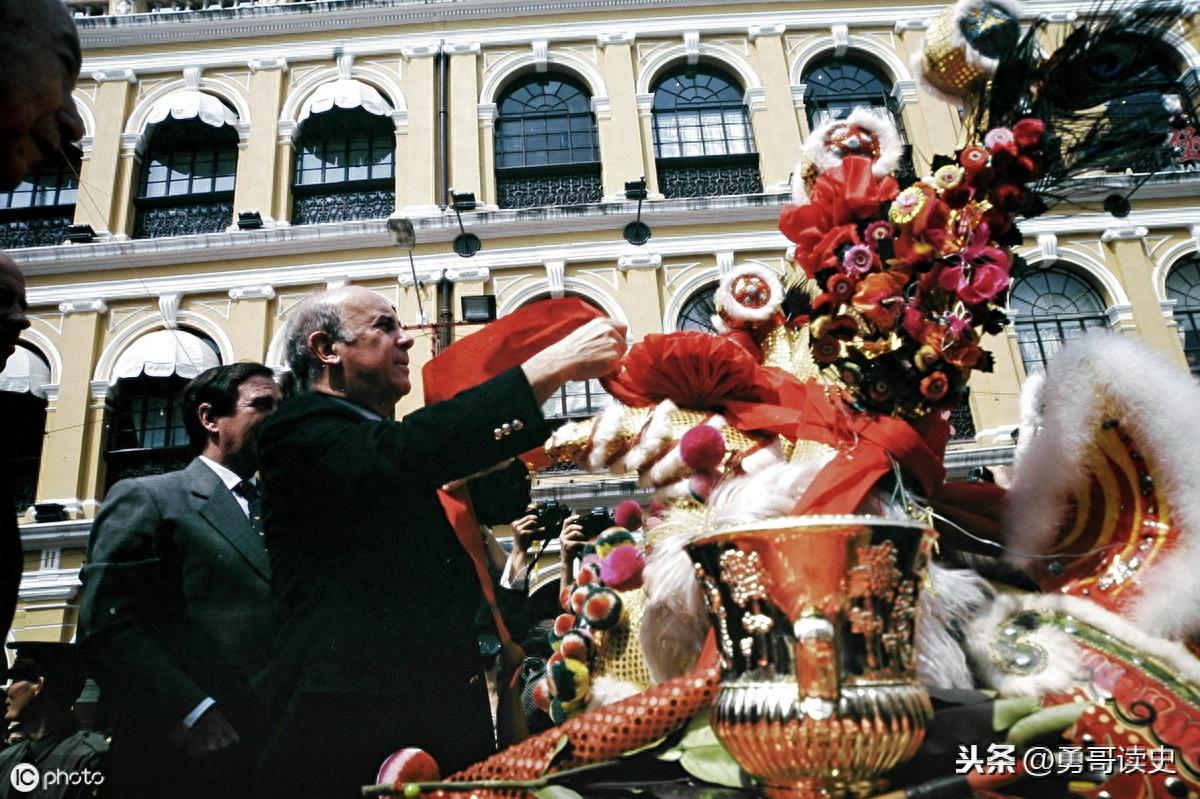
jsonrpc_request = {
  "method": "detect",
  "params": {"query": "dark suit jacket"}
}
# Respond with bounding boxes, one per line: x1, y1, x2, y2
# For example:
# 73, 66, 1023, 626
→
76, 458, 272, 795
255, 367, 549, 796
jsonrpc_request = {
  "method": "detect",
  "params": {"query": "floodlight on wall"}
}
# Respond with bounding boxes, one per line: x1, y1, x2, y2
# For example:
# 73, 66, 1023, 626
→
387, 216, 427, 325
448, 188, 481, 258
622, 177, 651, 246
237, 211, 264, 230
65, 224, 96, 244
461, 294, 497, 323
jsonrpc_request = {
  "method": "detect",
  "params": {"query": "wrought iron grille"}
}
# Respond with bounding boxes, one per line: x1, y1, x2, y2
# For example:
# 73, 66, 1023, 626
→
656, 155, 763, 199
105, 450, 193, 492
134, 197, 233, 238
542, 378, 611, 421
496, 166, 602, 209
0, 214, 74, 249
1166, 255, 1200, 374
292, 188, 395, 225
948, 396, 977, 442
677, 283, 718, 332
0, 155, 79, 248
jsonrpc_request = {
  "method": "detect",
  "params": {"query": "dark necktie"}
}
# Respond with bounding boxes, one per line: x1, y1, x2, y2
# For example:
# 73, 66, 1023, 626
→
234, 479, 264, 537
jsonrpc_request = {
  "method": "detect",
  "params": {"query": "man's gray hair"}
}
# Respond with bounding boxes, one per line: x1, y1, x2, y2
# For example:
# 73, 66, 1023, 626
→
283, 294, 355, 393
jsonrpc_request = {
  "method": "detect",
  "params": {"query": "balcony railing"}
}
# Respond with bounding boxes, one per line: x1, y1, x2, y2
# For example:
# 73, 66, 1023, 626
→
0, 212, 74, 249
496, 164, 603, 209
292, 186, 395, 226
656, 154, 762, 200
134, 196, 233, 238
948, 397, 977, 442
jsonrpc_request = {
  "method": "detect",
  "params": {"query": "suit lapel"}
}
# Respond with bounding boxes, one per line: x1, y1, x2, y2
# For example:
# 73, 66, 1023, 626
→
185, 459, 271, 581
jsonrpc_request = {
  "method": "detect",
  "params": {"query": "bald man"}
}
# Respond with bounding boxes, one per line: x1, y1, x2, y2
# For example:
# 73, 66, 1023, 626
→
256, 286, 626, 797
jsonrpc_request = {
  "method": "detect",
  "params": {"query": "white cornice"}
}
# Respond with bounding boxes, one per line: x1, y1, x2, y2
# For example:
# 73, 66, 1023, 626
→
76, 2, 1097, 73
18, 520, 92, 551
18, 568, 83, 602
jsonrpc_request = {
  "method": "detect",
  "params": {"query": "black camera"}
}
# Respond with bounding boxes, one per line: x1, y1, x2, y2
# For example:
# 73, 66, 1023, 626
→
533, 500, 572, 543
578, 506, 616, 539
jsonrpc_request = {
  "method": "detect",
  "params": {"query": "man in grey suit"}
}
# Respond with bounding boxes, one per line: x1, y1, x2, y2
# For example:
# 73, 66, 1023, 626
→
78, 362, 281, 799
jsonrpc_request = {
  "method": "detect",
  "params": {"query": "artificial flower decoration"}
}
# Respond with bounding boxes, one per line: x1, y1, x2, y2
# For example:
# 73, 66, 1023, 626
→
600, 332, 776, 411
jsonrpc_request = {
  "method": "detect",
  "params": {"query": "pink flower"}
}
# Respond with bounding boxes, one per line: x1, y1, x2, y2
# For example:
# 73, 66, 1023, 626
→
937, 224, 1012, 305
842, 244, 875, 276
984, 127, 1014, 149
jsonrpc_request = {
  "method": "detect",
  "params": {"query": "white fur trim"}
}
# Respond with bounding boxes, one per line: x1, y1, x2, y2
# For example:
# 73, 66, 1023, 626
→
965, 592, 1200, 698
643, 415, 725, 488
588, 403, 631, 473
1003, 331, 1200, 642
587, 676, 644, 708
790, 161, 810, 204
1012, 371, 1044, 471
704, 457, 833, 529
738, 439, 787, 474
640, 531, 710, 683
714, 265, 784, 327
801, 107, 903, 179
624, 400, 677, 474
916, 565, 994, 690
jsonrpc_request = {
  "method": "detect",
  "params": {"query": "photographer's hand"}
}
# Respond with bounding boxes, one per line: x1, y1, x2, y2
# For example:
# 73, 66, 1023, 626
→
508, 511, 539, 581
558, 514, 585, 599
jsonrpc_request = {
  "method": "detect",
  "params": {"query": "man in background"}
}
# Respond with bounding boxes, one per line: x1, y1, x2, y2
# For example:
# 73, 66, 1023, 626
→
0, 642, 106, 799
78, 363, 280, 799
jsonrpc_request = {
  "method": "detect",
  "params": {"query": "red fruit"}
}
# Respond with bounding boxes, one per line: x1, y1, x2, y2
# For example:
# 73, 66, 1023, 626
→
378, 747, 441, 789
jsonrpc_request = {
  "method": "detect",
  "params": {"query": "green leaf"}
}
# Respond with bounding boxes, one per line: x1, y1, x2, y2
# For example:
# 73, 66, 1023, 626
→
679, 745, 747, 789
679, 715, 720, 750
991, 696, 1043, 731
620, 735, 669, 758
1006, 702, 1089, 746
533, 787, 584, 799
656, 748, 683, 762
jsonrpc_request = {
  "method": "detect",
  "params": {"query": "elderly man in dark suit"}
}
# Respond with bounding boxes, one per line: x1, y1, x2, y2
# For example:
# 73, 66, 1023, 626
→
255, 286, 626, 798
78, 362, 281, 799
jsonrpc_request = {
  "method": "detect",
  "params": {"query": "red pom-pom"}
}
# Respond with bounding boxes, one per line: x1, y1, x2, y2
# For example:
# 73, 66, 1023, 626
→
570, 585, 591, 614
378, 748, 441, 789
531, 677, 552, 712
547, 651, 564, 669
680, 425, 725, 471
648, 499, 666, 516
613, 500, 644, 531
581, 587, 622, 630
554, 613, 577, 637
689, 471, 715, 502
576, 566, 599, 586
601, 545, 646, 591
560, 630, 593, 661
1013, 117, 1045, 150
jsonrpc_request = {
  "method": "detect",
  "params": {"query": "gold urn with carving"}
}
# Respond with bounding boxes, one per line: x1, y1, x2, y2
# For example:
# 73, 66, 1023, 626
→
687, 516, 936, 799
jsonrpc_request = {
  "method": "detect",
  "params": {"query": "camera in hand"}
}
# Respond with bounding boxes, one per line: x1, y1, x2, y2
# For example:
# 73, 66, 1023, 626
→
578, 506, 616, 539
533, 500, 572, 543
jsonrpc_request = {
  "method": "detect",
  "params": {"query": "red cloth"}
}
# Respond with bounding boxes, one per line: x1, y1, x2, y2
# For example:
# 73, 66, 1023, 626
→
423, 298, 605, 645
723, 371, 948, 514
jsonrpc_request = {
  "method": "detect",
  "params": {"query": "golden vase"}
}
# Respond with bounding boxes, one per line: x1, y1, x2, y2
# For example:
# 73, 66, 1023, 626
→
687, 515, 937, 799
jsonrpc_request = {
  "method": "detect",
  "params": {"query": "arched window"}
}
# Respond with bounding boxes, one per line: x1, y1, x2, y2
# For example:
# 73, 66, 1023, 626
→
135, 116, 238, 238
0, 152, 80, 249
495, 74, 602, 209
677, 283, 718, 332
292, 107, 396, 225
651, 65, 762, 199
1010, 263, 1108, 376
1166, 253, 1200, 373
802, 56, 914, 180
104, 329, 221, 489
0, 344, 50, 515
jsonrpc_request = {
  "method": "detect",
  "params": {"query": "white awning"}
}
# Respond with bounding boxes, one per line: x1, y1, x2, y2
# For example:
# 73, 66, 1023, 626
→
0, 347, 51, 398
111, 329, 220, 383
298, 79, 393, 123
146, 90, 239, 130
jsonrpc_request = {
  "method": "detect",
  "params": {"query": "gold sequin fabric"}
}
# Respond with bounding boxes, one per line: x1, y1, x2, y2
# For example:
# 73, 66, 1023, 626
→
921, 4, 991, 96
593, 589, 654, 690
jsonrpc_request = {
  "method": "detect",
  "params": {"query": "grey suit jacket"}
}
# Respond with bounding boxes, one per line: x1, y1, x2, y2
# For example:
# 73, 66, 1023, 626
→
77, 458, 272, 736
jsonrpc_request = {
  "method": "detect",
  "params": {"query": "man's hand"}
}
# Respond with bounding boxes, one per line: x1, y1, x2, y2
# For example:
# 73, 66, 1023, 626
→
522, 318, 628, 404
559, 514, 586, 566
171, 706, 241, 776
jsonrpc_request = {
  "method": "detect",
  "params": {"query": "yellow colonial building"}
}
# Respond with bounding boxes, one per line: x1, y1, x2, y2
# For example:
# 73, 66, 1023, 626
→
2, 0, 1199, 644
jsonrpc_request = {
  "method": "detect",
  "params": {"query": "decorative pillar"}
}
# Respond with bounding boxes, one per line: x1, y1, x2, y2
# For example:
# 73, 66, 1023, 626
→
235, 59, 288, 227
617, 252, 665, 338
37, 302, 108, 517
77, 70, 136, 236
448, 44, 484, 208
635, 93, 659, 196
1101, 227, 1189, 365
227, 286, 276, 361
400, 45, 438, 214
748, 25, 804, 190
597, 33, 648, 200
